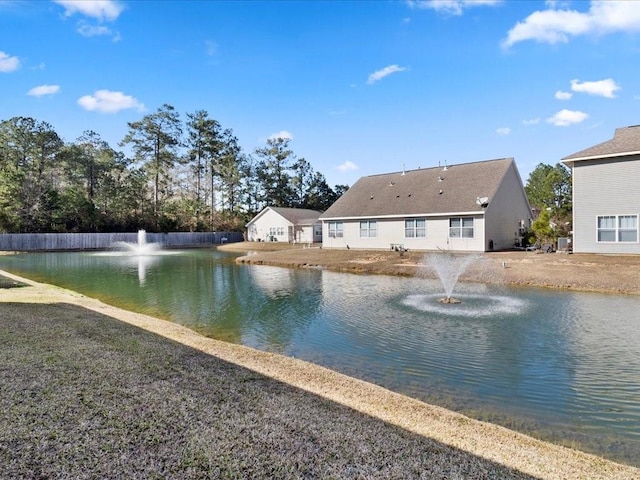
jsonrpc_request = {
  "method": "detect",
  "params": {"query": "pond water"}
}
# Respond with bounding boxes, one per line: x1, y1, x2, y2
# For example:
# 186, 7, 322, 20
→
1, 250, 639, 466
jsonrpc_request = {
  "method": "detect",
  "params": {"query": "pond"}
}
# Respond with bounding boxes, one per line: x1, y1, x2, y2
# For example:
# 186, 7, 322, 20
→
1, 249, 639, 466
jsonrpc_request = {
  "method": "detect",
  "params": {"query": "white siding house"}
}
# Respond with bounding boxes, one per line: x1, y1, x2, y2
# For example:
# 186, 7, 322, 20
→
562, 125, 640, 254
246, 207, 323, 244
319, 158, 532, 252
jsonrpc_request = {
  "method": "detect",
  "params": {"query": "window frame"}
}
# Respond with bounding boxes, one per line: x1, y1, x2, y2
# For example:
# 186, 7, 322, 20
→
449, 217, 474, 239
359, 220, 378, 238
405, 218, 426, 238
597, 214, 638, 243
328, 221, 344, 238
269, 226, 285, 237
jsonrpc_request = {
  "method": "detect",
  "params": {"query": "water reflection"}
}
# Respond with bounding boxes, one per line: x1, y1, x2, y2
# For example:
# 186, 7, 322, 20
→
1, 251, 639, 465
95, 253, 159, 285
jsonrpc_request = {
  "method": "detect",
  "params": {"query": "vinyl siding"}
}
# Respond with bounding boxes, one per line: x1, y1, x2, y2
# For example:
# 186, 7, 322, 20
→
483, 162, 533, 250
246, 209, 292, 242
322, 216, 485, 251
247, 207, 322, 243
319, 158, 530, 252
572, 155, 640, 254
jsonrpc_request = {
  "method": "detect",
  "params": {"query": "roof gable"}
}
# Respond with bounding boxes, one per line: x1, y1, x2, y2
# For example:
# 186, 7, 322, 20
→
269, 207, 323, 224
247, 207, 323, 226
562, 125, 640, 163
320, 158, 516, 219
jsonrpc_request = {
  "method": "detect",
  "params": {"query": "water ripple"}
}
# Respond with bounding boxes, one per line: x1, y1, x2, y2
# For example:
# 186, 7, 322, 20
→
401, 293, 529, 317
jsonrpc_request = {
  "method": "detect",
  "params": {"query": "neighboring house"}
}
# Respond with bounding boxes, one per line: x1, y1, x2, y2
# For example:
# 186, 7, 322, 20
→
319, 158, 532, 252
562, 125, 640, 254
246, 207, 323, 243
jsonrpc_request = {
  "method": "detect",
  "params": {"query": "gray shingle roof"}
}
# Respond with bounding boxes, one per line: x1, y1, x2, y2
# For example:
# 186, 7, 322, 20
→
268, 207, 323, 225
562, 125, 640, 162
320, 158, 515, 219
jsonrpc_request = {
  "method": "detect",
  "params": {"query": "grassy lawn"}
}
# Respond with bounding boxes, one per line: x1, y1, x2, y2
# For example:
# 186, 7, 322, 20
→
0, 301, 537, 479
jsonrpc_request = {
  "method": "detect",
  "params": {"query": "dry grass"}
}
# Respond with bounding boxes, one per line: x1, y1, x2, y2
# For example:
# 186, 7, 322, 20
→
1, 272, 639, 479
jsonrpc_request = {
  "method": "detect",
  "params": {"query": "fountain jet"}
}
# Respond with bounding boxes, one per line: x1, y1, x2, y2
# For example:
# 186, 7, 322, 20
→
112, 229, 162, 255
426, 253, 479, 304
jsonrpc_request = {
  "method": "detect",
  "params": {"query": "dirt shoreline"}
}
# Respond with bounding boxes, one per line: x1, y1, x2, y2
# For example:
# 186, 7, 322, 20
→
223, 242, 640, 296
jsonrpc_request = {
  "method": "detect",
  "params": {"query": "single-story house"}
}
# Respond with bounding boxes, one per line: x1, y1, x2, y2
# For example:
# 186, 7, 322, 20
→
246, 207, 323, 244
562, 125, 640, 254
319, 157, 532, 252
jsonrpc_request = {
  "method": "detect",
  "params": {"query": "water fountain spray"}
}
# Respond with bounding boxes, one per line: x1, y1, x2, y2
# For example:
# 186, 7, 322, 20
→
426, 252, 479, 304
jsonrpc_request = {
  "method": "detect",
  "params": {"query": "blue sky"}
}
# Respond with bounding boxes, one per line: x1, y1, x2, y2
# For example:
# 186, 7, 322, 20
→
2, 0, 640, 188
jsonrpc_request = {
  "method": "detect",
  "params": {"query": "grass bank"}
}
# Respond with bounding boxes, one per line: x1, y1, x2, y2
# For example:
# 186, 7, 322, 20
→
1, 272, 638, 479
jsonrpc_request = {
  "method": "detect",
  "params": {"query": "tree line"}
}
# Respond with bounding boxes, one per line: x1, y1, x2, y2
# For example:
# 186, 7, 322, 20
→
0, 104, 348, 233
524, 162, 572, 245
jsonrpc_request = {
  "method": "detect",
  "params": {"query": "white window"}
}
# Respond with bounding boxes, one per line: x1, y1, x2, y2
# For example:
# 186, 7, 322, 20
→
269, 226, 285, 237
360, 220, 377, 238
597, 216, 616, 242
618, 215, 638, 242
405, 218, 426, 238
328, 221, 343, 238
597, 215, 638, 243
449, 217, 474, 238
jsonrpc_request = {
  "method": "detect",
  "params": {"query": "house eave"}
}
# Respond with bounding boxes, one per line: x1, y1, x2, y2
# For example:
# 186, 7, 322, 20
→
562, 150, 640, 165
320, 210, 486, 221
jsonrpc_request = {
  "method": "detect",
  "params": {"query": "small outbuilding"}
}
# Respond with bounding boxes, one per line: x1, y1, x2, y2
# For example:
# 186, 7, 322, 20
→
319, 158, 532, 252
562, 125, 640, 254
246, 207, 323, 244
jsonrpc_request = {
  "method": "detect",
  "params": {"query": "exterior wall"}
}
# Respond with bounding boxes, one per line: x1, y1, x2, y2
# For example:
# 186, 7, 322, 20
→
291, 225, 316, 244
571, 155, 640, 254
246, 209, 292, 242
322, 216, 486, 251
483, 163, 533, 251
247, 209, 321, 243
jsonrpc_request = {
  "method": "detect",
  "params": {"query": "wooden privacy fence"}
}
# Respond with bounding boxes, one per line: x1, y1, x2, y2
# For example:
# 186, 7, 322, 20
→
0, 232, 243, 251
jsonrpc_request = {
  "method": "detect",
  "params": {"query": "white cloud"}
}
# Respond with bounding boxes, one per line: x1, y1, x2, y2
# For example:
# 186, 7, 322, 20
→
367, 64, 407, 85
337, 161, 358, 172
54, 0, 124, 21
27, 84, 61, 97
570, 78, 620, 98
408, 0, 500, 16
496, 127, 511, 136
555, 90, 572, 100
503, 1, 640, 48
546, 109, 588, 127
267, 130, 293, 141
77, 21, 113, 37
77, 89, 144, 113
523, 117, 541, 125
0, 51, 20, 72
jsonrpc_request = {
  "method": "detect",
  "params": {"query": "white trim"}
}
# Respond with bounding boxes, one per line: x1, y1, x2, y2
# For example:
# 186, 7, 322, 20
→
448, 216, 475, 239
595, 214, 639, 243
321, 210, 485, 221
562, 150, 640, 165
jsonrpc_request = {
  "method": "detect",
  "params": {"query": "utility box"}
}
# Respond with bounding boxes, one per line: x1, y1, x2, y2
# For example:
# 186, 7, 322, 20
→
557, 237, 569, 251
